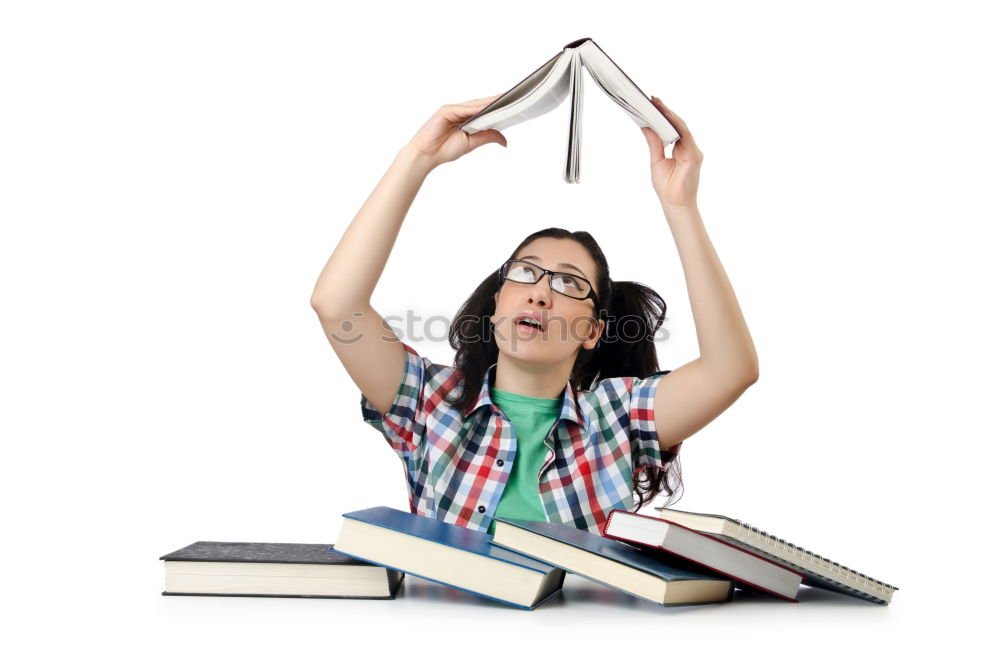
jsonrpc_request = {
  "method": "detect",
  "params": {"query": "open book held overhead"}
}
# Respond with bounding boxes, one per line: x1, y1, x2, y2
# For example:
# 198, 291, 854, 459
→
460, 37, 680, 183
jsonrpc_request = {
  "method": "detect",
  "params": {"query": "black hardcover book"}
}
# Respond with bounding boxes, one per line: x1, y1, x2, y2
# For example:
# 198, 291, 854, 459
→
159, 541, 404, 599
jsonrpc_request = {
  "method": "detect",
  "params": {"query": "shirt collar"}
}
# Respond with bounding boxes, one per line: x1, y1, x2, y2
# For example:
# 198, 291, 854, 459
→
464, 361, 586, 428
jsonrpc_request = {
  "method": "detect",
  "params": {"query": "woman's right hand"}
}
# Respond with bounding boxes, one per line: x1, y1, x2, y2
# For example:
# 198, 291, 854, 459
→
405, 94, 508, 171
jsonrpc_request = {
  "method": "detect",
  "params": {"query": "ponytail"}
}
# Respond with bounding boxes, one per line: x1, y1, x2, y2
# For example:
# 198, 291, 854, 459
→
572, 279, 683, 511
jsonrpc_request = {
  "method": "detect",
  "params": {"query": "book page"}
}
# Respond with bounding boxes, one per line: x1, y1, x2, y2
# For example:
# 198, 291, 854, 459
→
565, 51, 583, 183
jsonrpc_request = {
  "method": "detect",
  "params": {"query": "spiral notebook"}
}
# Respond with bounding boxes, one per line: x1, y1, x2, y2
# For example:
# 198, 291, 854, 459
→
653, 506, 899, 605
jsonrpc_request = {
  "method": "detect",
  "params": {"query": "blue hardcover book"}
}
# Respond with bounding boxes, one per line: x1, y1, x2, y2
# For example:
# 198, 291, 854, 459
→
491, 517, 734, 607
335, 507, 565, 610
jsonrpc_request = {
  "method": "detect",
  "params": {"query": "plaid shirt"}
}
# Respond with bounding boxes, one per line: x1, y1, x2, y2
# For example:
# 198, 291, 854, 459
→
360, 342, 680, 535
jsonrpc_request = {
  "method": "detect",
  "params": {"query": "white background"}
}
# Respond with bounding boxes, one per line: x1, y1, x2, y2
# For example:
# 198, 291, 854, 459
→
3, 0, 996, 659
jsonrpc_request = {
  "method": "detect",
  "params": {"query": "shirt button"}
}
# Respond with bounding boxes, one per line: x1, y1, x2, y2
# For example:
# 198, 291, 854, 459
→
477, 505, 486, 513
496, 459, 504, 467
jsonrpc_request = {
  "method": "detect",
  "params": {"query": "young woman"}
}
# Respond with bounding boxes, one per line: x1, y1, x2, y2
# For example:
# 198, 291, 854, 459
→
311, 93, 758, 536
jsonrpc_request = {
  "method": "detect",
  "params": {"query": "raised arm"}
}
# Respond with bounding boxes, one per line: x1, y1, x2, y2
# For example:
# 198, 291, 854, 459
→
310, 95, 508, 415
639, 97, 759, 451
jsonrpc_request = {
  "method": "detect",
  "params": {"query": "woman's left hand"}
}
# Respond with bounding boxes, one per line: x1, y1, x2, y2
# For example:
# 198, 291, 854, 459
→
641, 97, 704, 208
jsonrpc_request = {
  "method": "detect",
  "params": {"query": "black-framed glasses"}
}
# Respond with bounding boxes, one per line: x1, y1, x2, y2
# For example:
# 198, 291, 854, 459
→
498, 259, 599, 306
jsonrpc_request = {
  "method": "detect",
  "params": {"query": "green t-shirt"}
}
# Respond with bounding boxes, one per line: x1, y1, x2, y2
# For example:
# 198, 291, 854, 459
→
487, 387, 561, 536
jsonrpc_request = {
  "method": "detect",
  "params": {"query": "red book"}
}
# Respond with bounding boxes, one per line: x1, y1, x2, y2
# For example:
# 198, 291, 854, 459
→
602, 509, 804, 602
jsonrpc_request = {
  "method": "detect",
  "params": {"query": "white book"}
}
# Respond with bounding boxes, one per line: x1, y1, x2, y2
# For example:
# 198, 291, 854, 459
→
461, 37, 680, 183
603, 509, 803, 602
653, 506, 900, 604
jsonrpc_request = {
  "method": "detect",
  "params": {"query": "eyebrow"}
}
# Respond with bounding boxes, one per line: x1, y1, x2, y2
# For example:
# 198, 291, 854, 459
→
517, 255, 588, 278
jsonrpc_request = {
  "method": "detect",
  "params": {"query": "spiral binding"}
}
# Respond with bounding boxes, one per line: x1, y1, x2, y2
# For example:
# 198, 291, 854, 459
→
730, 518, 897, 601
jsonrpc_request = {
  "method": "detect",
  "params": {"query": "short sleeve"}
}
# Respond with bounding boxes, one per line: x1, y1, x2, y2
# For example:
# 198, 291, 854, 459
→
359, 342, 433, 457
589, 368, 676, 471
626, 369, 674, 469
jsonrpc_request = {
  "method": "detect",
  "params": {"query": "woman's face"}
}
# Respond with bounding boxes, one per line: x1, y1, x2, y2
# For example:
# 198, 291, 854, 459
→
491, 238, 605, 363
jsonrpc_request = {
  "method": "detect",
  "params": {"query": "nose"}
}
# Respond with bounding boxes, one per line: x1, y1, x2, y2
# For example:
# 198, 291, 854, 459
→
527, 276, 554, 305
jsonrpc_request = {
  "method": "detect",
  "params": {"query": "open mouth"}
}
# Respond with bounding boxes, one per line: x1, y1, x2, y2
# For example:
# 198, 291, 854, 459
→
516, 318, 544, 331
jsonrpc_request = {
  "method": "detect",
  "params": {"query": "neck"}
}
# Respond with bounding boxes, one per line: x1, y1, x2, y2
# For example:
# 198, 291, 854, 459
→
492, 352, 576, 399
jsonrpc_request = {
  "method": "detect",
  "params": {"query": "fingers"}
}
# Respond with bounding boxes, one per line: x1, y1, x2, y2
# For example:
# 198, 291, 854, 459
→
467, 128, 508, 151
650, 97, 685, 136
651, 96, 688, 136
650, 96, 702, 158
440, 93, 505, 123
640, 126, 668, 165
456, 93, 505, 107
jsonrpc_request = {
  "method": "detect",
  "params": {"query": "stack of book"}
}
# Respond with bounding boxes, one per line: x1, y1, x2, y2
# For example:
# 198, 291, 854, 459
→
158, 35, 899, 610
160, 505, 897, 608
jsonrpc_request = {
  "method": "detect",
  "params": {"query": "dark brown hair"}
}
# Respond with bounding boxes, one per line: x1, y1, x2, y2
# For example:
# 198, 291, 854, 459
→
444, 227, 683, 511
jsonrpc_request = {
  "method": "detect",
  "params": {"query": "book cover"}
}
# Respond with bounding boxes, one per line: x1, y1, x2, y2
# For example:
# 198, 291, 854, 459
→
337, 506, 564, 610
653, 507, 899, 605
161, 541, 370, 565
160, 541, 403, 599
492, 517, 735, 607
602, 510, 803, 602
